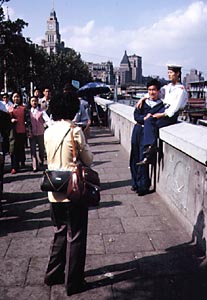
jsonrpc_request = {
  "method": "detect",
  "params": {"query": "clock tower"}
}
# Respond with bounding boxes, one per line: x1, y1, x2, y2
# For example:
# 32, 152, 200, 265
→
42, 8, 64, 55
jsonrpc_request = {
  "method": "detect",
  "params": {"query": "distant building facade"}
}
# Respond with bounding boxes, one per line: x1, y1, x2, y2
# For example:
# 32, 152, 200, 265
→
183, 69, 204, 89
128, 54, 142, 84
86, 61, 114, 85
41, 9, 64, 55
119, 50, 142, 85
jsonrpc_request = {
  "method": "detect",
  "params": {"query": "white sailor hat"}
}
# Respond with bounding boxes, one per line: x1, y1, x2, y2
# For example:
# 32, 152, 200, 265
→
167, 64, 182, 72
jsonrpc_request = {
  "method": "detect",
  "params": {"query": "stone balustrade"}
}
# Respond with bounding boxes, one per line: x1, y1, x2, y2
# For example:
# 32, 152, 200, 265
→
95, 96, 207, 253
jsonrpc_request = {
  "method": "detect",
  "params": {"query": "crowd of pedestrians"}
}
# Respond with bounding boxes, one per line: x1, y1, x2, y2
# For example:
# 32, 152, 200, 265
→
0, 85, 91, 214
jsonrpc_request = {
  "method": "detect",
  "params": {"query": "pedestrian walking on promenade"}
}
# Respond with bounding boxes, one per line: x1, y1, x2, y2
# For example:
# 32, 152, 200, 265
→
0, 106, 11, 216
44, 91, 93, 296
0, 92, 13, 111
73, 98, 91, 142
8, 91, 32, 174
29, 96, 51, 172
38, 87, 51, 115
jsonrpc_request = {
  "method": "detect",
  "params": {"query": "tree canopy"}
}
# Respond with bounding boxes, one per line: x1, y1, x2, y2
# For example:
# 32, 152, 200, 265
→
0, 0, 91, 95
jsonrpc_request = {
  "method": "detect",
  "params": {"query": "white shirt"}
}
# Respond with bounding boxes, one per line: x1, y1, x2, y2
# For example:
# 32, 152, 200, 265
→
30, 106, 53, 127
145, 99, 162, 108
39, 97, 50, 111
0, 103, 9, 142
0, 101, 7, 113
160, 83, 188, 117
0, 100, 13, 112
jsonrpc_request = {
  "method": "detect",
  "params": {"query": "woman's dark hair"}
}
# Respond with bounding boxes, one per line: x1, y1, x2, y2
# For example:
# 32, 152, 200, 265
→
27, 96, 39, 109
147, 79, 161, 91
11, 91, 23, 104
50, 91, 80, 121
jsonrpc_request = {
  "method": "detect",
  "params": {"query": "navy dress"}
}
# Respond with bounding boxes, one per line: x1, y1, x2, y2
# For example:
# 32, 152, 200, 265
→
130, 101, 164, 194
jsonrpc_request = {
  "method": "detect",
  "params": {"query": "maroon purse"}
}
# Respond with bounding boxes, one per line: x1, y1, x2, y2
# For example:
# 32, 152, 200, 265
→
67, 129, 100, 207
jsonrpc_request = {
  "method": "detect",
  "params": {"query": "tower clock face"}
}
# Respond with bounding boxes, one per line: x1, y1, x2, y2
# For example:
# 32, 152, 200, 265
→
48, 24, 54, 30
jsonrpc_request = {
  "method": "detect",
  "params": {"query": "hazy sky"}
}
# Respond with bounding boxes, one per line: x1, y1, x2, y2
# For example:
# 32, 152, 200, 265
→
3, 0, 207, 78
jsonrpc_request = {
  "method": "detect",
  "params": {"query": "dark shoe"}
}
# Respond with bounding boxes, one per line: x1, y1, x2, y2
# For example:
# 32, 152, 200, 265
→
138, 190, 149, 196
143, 145, 157, 155
66, 280, 88, 296
136, 158, 152, 166
44, 274, 65, 286
33, 168, 38, 173
131, 186, 137, 192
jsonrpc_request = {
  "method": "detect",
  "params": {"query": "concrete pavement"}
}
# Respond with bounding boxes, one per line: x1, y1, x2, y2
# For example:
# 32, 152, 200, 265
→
0, 127, 206, 300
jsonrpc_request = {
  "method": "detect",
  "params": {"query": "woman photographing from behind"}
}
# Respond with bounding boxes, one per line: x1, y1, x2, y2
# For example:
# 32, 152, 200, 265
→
44, 91, 93, 296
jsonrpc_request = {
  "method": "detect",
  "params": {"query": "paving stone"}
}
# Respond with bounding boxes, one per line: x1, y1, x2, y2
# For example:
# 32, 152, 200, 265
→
99, 194, 113, 202
103, 233, 154, 253
101, 186, 130, 195
148, 230, 191, 251
88, 218, 124, 235
85, 253, 134, 275
133, 200, 160, 216
51, 284, 113, 300
5, 237, 50, 258
26, 257, 48, 285
87, 234, 105, 255
0, 220, 38, 237
37, 224, 53, 237
0, 237, 11, 257
0, 286, 50, 300
0, 258, 29, 286
112, 193, 140, 202
98, 205, 137, 219
121, 216, 166, 233
88, 207, 99, 219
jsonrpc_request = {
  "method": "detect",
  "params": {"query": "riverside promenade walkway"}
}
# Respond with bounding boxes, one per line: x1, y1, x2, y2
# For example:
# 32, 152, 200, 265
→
0, 127, 207, 300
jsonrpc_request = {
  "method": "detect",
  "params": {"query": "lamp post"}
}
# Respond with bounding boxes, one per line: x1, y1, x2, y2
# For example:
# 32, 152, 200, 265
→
29, 56, 34, 96
114, 72, 119, 102
3, 58, 7, 93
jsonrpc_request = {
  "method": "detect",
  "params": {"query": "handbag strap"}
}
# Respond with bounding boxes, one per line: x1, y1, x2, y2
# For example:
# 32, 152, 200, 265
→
51, 128, 71, 161
70, 127, 77, 165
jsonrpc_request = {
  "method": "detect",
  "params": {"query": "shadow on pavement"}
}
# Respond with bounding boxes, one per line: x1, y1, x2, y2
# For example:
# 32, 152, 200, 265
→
0, 191, 51, 236
85, 242, 207, 300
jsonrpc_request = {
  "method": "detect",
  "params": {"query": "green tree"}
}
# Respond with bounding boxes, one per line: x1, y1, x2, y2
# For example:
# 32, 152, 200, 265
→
0, 1, 91, 94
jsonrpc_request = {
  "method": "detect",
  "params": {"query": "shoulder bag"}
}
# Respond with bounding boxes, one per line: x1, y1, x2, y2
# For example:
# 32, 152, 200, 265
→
40, 128, 71, 192
67, 128, 101, 207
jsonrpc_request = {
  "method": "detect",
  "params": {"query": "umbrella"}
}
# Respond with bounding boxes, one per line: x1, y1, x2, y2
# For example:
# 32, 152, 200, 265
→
78, 82, 110, 97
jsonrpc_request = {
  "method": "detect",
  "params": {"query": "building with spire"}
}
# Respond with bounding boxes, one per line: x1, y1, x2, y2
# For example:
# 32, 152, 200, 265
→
41, 8, 64, 55
119, 50, 132, 85
119, 50, 142, 85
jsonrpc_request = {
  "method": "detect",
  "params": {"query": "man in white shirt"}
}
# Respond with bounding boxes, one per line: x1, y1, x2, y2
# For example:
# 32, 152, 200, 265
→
0, 93, 13, 111
38, 88, 51, 114
137, 65, 188, 165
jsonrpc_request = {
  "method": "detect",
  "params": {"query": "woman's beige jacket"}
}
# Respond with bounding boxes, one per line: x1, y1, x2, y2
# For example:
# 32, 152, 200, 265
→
44, 119, 93, 202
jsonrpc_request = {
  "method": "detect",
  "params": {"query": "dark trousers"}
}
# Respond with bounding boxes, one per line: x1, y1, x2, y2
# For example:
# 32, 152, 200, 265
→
45, 201, 88, 290
11, 132, 26, 169
29, 135, 45, 169
130, 124, 151, 192
144, 108, 178, 146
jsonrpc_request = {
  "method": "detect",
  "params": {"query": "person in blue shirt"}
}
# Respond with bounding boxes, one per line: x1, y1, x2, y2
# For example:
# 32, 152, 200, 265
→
130, 79, 163, 195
